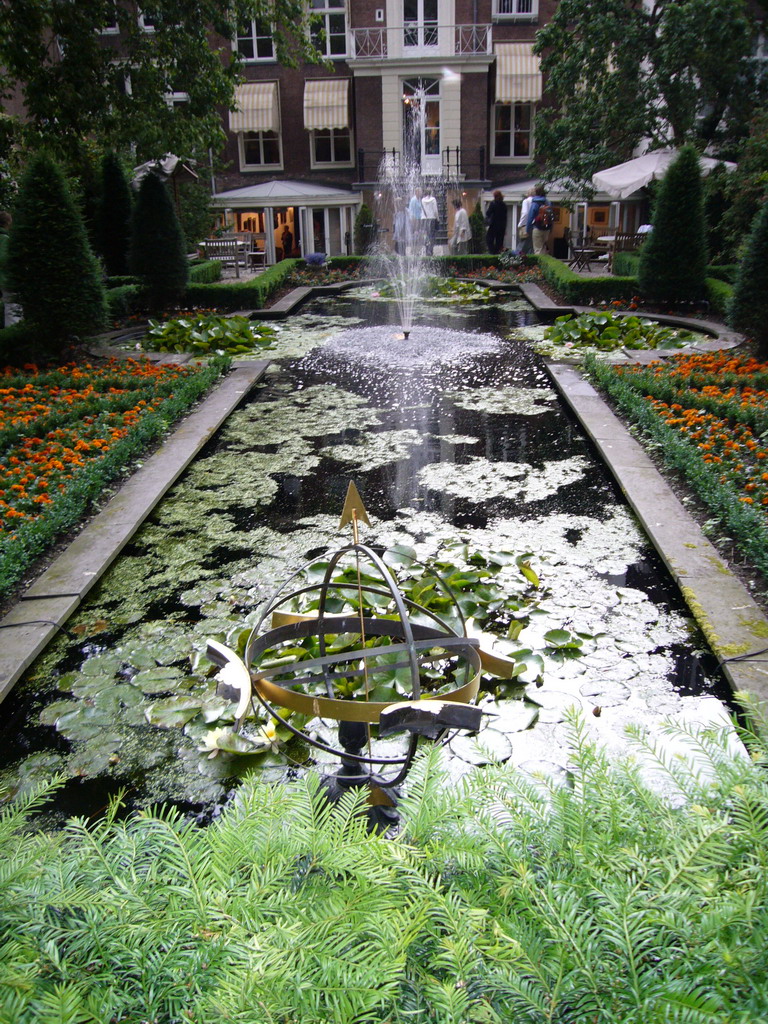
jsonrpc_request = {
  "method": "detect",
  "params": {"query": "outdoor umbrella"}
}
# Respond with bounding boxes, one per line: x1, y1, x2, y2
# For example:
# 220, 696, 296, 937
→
592, 149, 735, 199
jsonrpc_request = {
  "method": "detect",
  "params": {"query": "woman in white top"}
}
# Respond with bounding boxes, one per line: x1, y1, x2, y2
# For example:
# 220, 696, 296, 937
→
450, 199, 471, 254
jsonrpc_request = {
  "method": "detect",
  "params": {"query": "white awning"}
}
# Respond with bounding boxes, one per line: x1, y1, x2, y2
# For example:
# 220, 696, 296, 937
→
229, 82, 279, 133
592, 149, 736, 199
495, 43, 542, 103
303, 78, 349, 130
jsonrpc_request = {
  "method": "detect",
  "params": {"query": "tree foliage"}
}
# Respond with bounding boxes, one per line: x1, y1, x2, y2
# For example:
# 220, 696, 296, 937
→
0, 0, 319, 167
130, 172, 189, 309
2, 711, 768, 1021
8, 153, 107, 347
96, 152, 133, 277
728, 201, 768, 352
638, 145, 708, 304
534, 0, 762, 187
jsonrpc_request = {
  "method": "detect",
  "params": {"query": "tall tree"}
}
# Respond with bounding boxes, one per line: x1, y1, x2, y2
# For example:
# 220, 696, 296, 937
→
130, 172, 188, 310
729, 201, 768, 354
0, 1, 318, 166
534, 0, 760, 187
637, 145, 708, 305
97, 152, 133, 277
9, 153, 107, 347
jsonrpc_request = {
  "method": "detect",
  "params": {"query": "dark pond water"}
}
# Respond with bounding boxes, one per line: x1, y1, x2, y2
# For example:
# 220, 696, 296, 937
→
0, 293, 731, 824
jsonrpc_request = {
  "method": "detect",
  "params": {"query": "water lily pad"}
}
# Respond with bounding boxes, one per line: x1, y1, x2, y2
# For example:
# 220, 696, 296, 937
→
133, 667, 186, 694
524, 688, 582, 724
488, 699, 539, 733
145, 696, 203, 729
579, 680, 631, 707
450, 728, 513, 765
40, 700, 80, 727
80, 653, 123, 677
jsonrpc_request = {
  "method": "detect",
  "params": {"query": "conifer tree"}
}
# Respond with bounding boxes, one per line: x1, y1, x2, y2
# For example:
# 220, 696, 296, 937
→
8, 152, 107, 346
728, 201, 768, 353
638, 145, 708, 305
129, 172, 188, 309
97, 152, 133, 277
353, 203, 375, 254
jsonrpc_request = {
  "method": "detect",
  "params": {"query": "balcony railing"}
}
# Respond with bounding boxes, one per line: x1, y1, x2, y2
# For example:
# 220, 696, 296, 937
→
350, 23, 491, 59
356, 147, 488, 184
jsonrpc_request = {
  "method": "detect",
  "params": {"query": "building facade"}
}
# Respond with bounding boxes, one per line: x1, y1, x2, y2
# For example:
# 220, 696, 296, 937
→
211, 0, 560, 260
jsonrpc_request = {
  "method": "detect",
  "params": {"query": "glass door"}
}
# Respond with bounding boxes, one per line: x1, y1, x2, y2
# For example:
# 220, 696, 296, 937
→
403, 0, 438, 52
402, 77, 441, 175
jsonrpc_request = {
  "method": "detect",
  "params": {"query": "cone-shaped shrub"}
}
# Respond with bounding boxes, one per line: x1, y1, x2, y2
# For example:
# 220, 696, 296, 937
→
129, 172, 188, 309
8, 153, 107, 347
638, 145, 708, 305
728, 201, 768, 353
97, 152, 133, 277
470, 200, 485, 253
353, 203, 375, 254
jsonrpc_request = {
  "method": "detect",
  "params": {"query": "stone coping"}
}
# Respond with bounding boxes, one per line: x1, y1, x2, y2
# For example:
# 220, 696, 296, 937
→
0, 360, 270, 702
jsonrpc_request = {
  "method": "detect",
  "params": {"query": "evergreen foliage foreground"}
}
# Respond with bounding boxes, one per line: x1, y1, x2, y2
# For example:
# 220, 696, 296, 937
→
2, 712, 767, 1022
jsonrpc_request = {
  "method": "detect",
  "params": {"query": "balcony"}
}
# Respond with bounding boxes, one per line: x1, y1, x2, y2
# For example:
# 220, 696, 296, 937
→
350, 23, 492, 60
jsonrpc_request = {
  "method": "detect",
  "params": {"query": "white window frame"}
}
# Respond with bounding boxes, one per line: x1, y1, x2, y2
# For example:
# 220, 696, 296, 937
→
492, 0, 538, 20
490, 101, 535, 162
310, 0, 348, 58
239, 130, 284, 171
235, 20, 276, 62
165, 91, 189, 109
310, 127, 354, 168
98, 5, 119, 34
138, 10, 156, 32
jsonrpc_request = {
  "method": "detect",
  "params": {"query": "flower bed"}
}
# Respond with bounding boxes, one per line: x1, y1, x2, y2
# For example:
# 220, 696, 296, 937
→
0, 356, 229, 598
588, 350, 768, 579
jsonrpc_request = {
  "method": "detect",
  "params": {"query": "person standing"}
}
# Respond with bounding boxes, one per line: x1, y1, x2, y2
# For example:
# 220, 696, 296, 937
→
527, 185, 553, 255
393, 198, 409, 255
421, 189, 439, 255
485, 190, 507, 254
408, 187, 425, 253
450, 199, 471, 254
517, 187, 535, 254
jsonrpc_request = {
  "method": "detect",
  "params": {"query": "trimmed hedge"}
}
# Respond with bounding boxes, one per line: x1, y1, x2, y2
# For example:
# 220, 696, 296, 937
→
537, 255, 637, 304
705, 277, 733, 318
612, 252, 641, 278
185, 259, 299, 310
106, 285, 143, 319
189, 259, 222, 284
0, 320, 42, 364
707, 264, 738, 285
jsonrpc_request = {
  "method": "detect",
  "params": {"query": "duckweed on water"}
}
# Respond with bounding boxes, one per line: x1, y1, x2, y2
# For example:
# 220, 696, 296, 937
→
445, 386, 556, 416
320, 428, 424, 470
418, 456, 590, 503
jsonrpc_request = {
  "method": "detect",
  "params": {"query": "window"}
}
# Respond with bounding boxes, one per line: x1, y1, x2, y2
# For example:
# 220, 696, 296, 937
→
165, 91, 189, 109
138, 11, 156, 31
311, 128, 352, 166
99, 6, 119, 34
240, 131, 282, 169
493, 0, 538, 18
492, 102, 533, 159
310, 0, 347, 58
236, 20, 275, 61
403, 0, 438, 49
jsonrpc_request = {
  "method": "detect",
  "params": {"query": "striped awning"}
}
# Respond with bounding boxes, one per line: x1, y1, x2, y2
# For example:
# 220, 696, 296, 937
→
303, 78, 349, 130
229, 82, 279, 133
495, 43, 542, 103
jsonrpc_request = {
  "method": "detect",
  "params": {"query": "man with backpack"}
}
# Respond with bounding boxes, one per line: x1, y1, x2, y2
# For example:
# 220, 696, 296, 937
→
526, 185, 553, 255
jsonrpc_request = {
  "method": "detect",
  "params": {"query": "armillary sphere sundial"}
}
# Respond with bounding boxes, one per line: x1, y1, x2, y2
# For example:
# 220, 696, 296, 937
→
206, 482, 517, 829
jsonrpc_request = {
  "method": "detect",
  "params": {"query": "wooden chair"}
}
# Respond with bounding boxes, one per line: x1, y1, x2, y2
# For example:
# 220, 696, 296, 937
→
201, 238, 247, 278
567, 232, 604, 272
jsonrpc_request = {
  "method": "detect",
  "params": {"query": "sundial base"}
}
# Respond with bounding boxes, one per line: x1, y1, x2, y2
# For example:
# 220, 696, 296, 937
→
319, 750, 401, 833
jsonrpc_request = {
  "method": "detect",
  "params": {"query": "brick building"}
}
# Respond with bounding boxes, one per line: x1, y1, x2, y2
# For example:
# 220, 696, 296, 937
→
210, 0, 560, 261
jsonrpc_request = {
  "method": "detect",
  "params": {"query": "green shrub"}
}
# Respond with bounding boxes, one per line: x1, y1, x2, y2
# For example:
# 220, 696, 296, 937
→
106, 284, 143, 319
186, 260, 298, 311
129, 172, 189, 310
705, 276, 733, 318
142, 313, 277, 355
9, 153, 107, 347
188, 259, 222, 284
2, 719, 768, 1022
327, 256, 366, 272
728, 201, 768, 352
612, 251, 641, 278
96, 152, 132, 277
544, 310, 693, 351
469, 200, 486, 254
353, 203, 375, 254
707, 264, 738, 284
638, 145, 708, 304
0, 320, 41, 364
538, 254, 638, 304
